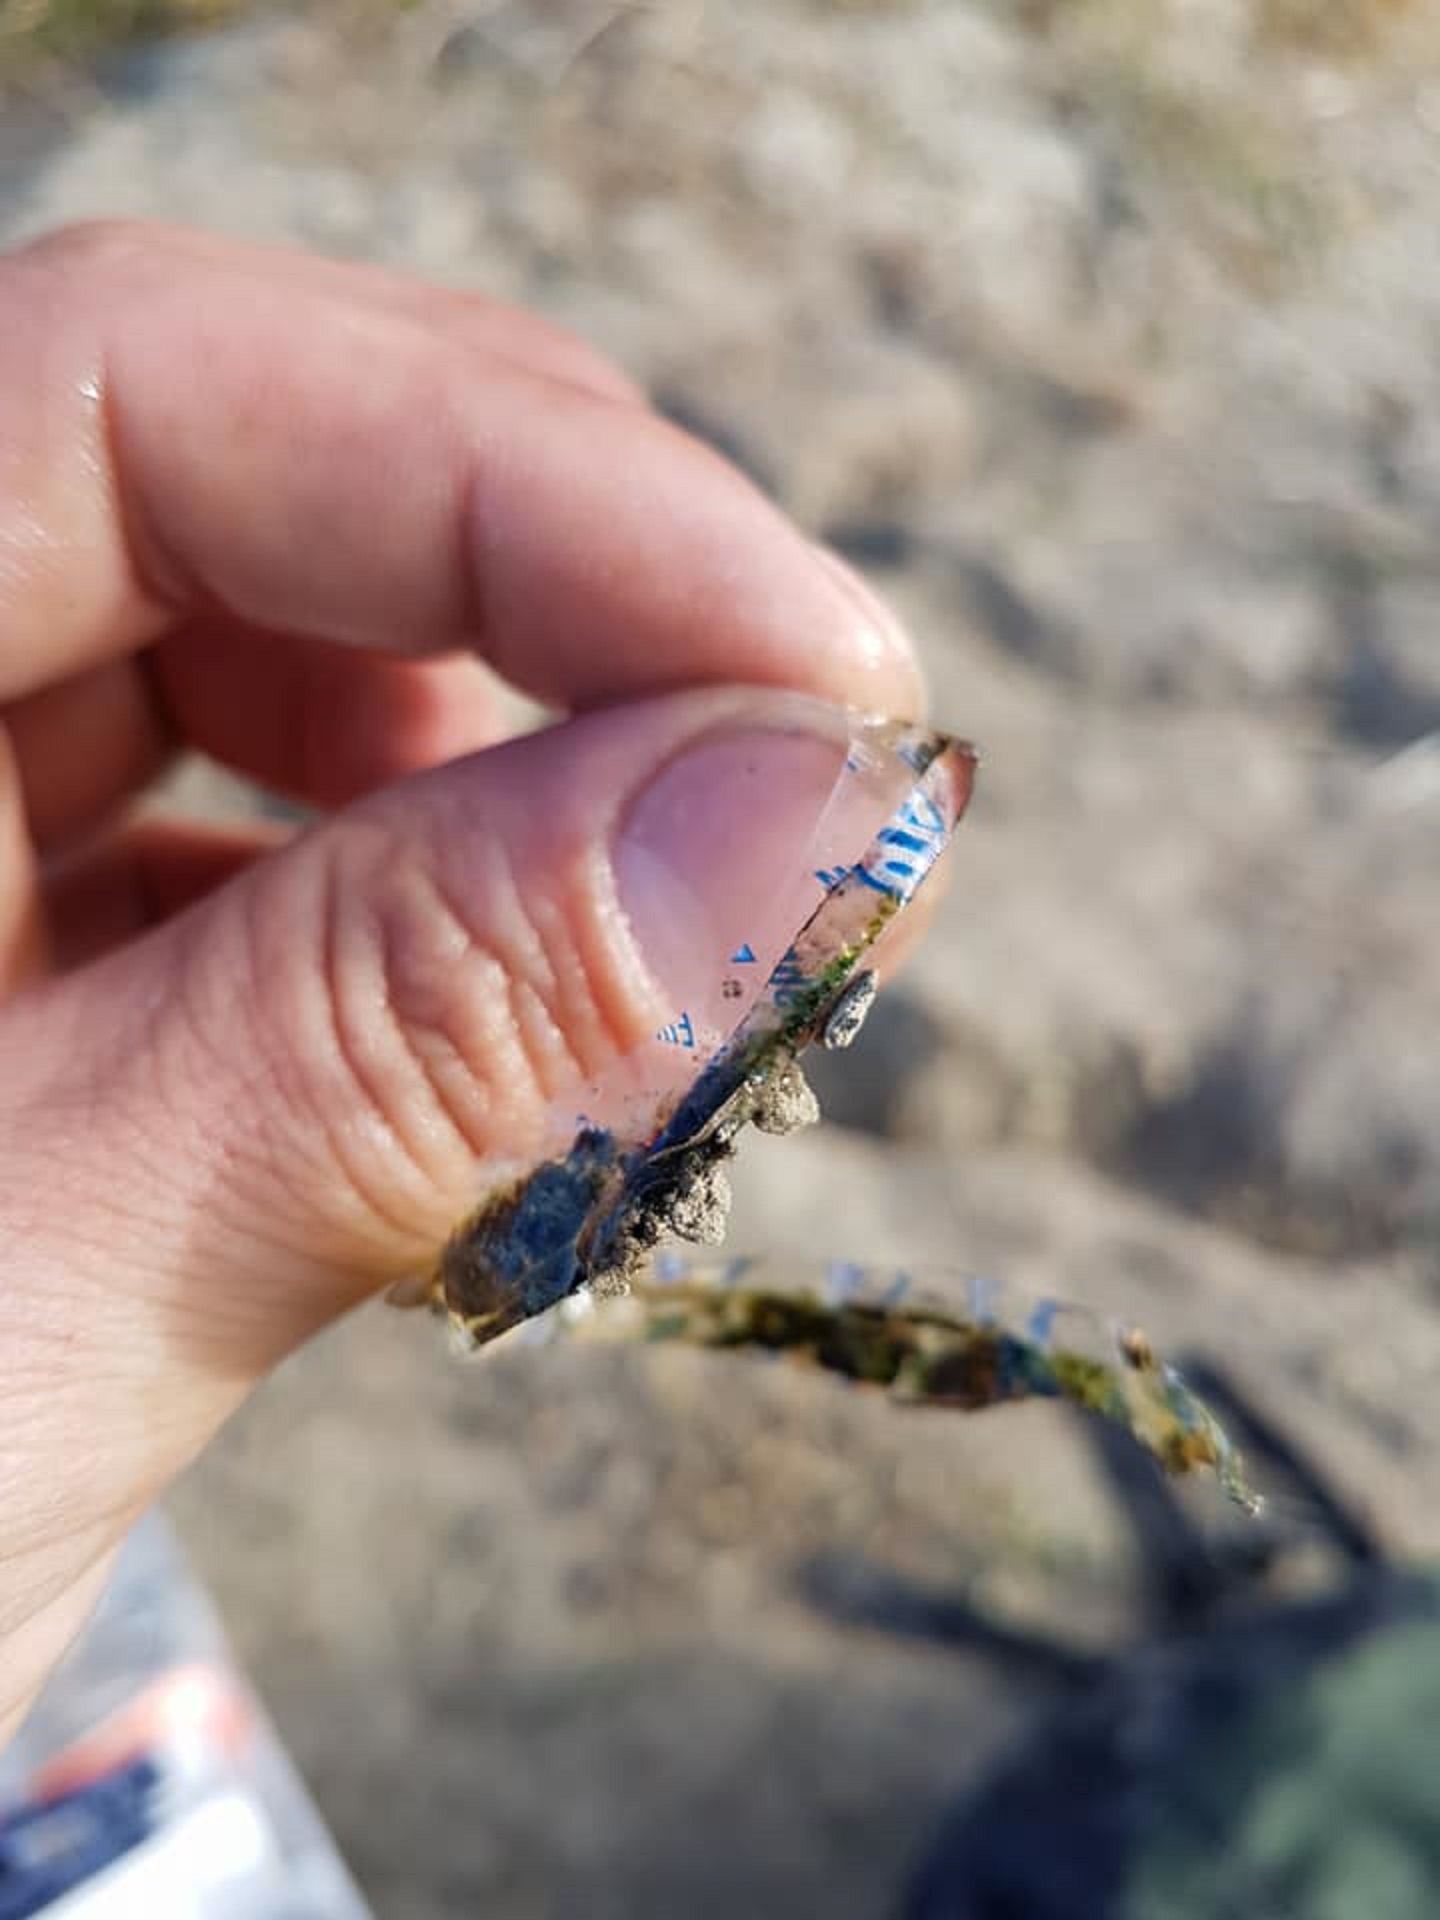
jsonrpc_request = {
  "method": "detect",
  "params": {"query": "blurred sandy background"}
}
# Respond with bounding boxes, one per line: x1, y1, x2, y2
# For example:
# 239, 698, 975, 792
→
2, 4, 1439, 1914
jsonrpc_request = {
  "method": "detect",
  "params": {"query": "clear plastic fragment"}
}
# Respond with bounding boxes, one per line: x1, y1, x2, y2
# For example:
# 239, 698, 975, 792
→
428, 716, 978, 1347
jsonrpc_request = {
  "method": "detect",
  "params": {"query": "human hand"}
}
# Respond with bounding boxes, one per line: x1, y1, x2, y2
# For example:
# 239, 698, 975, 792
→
0, 223, 921, 1735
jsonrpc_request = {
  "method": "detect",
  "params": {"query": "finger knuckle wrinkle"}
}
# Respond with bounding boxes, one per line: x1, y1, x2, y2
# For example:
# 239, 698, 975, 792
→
355, 847, 603, 1172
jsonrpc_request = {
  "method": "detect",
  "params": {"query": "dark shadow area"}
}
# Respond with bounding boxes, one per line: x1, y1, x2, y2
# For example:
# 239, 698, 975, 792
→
1105, 1032, 1289, 1233
1332, 639, 1440, 750
823, 520, 1086, 682
802, 988, 950, 1138
799, 1554, 1103, 1692
881, 1363, 1438, 1920
1321, 557, 1440, 750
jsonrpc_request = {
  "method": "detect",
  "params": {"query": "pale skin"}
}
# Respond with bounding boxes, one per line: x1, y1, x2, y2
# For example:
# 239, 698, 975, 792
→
0, 222, 924, 1739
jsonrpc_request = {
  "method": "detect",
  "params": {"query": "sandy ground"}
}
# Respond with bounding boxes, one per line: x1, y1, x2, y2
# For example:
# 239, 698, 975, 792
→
3, 4, 1440, 1913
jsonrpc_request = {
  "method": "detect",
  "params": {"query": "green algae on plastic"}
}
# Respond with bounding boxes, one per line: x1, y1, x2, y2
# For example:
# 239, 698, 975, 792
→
558, 1254, 1261, 1512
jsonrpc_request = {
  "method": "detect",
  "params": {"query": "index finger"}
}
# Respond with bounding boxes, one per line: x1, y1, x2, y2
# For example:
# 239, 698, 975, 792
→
0, 223, 921, 715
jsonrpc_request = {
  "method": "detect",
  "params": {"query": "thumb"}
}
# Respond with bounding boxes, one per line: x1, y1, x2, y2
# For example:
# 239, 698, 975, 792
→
0, 688, 906, 1507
